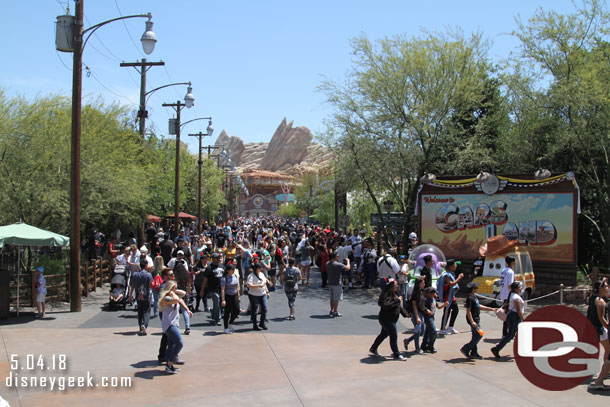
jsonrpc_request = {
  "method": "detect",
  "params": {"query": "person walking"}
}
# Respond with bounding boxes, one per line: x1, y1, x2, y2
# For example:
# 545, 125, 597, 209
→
586, 278, 610, 391
499, 256, 516, 336
326, 251, 349, 317
221, 264, 240, 334
369, 279, 408, 361
438, 259, 464, 335
460, 282, 495, 359
282, 258, 302, 320
199, 253, 226, 326
34, 266, 47, 318
404, 278, 426, 354
247, 263, 269, 330
158, 280, 192, 374
491, 281, 525, 359
130, 259, 153, 335
420, 287, 448, 353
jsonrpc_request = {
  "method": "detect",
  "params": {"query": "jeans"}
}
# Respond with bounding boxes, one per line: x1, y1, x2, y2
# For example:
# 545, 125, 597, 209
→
371, 319, 399, 355
422, 316, 437, 350
248, 294, 268, 324
398, 283, 408, 309
407, 311, 425, 350
137, 299, 150, 328
223, 294, 239, 329
180, 306, 190, 330
363, 263, 376, 288
210, 291, 221, 322
165, 325, 183, 364
496, 311, 521, 351
152, 290, 159, 316
462, 323, 482, 355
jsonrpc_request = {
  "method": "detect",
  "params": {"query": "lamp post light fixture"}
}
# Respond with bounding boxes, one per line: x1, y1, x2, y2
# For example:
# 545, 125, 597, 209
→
187, 119, 214, 234
163, 95, 197, 235
55, 2, 156, 312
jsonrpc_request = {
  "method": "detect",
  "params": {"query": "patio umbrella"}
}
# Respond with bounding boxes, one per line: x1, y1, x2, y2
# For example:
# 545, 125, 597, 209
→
0, 222, 69, 316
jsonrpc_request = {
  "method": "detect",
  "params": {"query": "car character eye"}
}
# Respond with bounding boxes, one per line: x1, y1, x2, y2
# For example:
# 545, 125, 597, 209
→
496, 263, 502, 269
489, 263, 494, 269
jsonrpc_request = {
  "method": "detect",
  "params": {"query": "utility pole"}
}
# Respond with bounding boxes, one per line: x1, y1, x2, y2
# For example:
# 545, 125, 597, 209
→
163, 101, 186, 235
188, 131, 212, 234
120, 59, 165, 137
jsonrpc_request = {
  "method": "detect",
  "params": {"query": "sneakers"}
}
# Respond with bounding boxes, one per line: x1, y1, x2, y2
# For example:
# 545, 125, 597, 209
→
333, 312, 342, 317
224, 328, 232, 334
269, 286, 276, 292
393, 354, 407, 361
184, 328, 190, 335
439, 329, 449, 335
174, 357, 185, 365
491, 347, 501, 359
288, 315, 295, 320
329, 311, 335, 318
138, 326, 147, 336
369, 347, 380, 357
460, 347, 471, 359
448, 327, 459, 334
403, 338, 411, 351
415, 349, 425, 355
425, 348, 437, 354
165, 365, 179, 374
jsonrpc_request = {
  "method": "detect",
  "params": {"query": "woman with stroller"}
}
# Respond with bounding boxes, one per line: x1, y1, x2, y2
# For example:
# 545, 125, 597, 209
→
158, 280, 192, 374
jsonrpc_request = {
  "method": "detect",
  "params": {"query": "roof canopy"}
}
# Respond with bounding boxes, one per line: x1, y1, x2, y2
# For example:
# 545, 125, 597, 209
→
0, 222, 70, 248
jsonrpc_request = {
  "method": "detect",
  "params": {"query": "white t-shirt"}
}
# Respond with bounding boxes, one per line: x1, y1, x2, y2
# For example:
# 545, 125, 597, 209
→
246, 272, 267, 296
337, 245, 352, 263
350, 236, 363, 257
508, 292, 524, 313
499, 267, 515, 300
377, 255, 400, 279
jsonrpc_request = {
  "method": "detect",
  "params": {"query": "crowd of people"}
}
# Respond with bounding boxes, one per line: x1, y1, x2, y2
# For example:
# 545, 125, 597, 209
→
103, 215, 607, 389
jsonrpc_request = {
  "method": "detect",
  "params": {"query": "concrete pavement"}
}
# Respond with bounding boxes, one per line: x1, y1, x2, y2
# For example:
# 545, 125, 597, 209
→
0, 269, 605, 406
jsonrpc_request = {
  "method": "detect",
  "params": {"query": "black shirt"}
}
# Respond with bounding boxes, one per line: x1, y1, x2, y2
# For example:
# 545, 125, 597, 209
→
378, 291, 404, 322
465, 294, 480, 323
161, 239, 175, 265
420, 266, 432, 288
204, 263, 225, 293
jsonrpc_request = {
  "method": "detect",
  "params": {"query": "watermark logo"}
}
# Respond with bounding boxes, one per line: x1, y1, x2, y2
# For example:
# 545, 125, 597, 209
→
514, 305, 600, 391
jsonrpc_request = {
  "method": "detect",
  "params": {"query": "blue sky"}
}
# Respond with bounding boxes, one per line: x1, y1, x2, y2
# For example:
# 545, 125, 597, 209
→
1, 1, 577, 153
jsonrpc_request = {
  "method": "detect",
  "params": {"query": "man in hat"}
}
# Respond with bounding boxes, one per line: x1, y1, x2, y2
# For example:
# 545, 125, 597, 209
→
437, 259, 464, 335
460, 282, 495, 359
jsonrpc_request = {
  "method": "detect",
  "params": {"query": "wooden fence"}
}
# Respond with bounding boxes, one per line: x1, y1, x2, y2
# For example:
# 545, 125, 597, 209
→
7, 257, 113, 308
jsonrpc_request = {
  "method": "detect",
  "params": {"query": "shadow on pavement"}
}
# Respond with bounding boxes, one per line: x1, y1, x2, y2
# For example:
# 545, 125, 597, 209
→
443, 357, 475, 364
361, 314, 378, 320
118, 313, 138, 319
482, 338, 501, 344
131, 360, 159, 368
309, 314, 333, 319
134, 369, 165, 380
360, 356, 385, 364
113, 331, 139, 336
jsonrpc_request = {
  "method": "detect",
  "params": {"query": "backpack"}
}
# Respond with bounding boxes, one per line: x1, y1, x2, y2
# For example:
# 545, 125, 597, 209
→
152, 274, 163, 292
284, 269, 297, 292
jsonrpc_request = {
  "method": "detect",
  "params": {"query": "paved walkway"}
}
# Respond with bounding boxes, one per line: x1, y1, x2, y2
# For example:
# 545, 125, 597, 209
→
0, 269, 605, 406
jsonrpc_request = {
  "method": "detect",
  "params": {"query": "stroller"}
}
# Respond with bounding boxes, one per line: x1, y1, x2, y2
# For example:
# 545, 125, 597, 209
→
109, 264, 130, 310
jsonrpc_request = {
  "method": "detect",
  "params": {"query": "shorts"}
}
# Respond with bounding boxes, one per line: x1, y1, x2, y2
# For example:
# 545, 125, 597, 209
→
601, 327, 608, 342
301, 259, 312, 267
36, 293, 46, 303
329, 285, 343, 301
285, 290, 297, 308
268, 267, 277, 277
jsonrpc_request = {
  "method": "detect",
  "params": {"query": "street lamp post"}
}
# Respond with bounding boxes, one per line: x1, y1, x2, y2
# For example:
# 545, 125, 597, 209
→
187, 119, 214, 234
55, 2, 156, 312
163, 91, 195, 235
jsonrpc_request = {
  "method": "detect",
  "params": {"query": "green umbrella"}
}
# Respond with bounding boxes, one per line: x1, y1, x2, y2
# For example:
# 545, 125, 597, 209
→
0, 222, 69, 248
0, 222, 69, 316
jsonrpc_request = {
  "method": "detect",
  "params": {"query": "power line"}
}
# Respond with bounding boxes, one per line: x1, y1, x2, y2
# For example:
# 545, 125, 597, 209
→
55, 50, 72, 72
83, 14, 124, 63
114, 0, 145, 59
85, 65, 137, 105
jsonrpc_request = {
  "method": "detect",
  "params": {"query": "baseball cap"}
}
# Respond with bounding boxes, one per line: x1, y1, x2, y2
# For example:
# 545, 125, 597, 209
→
177, 250, 184, 255
211, 253, 221, 259
409, 232, 417, 240
466, 282, 479, 290
446, 259, 461, 267
36, 266, 44, 273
